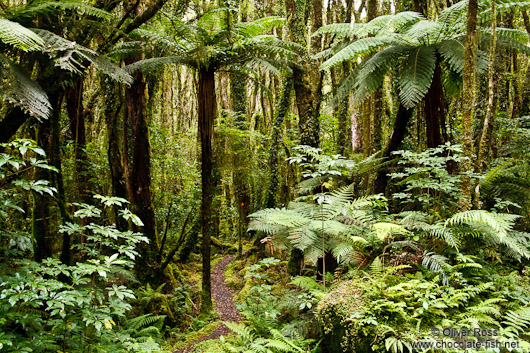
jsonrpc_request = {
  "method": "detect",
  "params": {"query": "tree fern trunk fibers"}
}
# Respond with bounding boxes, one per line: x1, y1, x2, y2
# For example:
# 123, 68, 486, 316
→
424, 61, 446, 148
460, 0, 479, 211
125, 71, 159, 280
103, 79, 128, 231
197, 67, 216, 313
374, 104, 414, 194
66, 78, 95, 205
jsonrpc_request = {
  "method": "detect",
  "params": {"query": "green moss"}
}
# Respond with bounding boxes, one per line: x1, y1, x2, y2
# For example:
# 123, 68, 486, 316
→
316, 280, 367, 353
225, 259, 245, 290
170, 320, 221, 351
189, 338, 226, 353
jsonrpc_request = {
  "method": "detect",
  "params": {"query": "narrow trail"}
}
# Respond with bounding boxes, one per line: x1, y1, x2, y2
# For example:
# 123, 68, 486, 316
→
174, 255, 241, 353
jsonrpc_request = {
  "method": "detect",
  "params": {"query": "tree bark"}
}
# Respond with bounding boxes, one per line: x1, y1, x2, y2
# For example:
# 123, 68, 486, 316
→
66, 78, 94, 205
125, 71, 159, 279
460, 0, 479, 211
424, 61, 447, 148
198, 67, 216, 313
103, 79, 128, 231
374, 104, 414, 194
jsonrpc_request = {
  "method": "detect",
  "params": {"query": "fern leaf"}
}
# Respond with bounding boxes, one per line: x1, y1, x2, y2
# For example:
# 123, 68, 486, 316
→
320, 36, 404, 71
0, 54, 51, 120
397, 45, 436, 108
0, 18, 43, 51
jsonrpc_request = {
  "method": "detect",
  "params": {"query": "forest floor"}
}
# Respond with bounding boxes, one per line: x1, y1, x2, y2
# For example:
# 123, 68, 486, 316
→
174, 255, 241, 353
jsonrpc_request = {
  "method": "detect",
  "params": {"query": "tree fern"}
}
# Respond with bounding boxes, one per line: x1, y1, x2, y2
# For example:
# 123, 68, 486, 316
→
0, 18, 43, 51
0, 54, 51, 120
397, 45, 436, 108
6, 1, 112, 21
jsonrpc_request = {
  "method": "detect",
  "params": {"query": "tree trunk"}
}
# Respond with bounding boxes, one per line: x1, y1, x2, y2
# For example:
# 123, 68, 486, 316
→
125, 71, 159, 279
374, 104, 414, 194
460, 0, 479, 211
103, 79, 128, 231
66, 78, 94, 205
230, 71, 250, 257
424, 61, 446, 148
198, 67, 217, 313
266, 77, 293, 208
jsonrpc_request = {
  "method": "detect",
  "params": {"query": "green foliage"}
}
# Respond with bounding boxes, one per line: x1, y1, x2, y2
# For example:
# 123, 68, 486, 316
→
0, 142, 159, 352
389, 143, 467, 215
315, 0, 525, 108
317, 265, 530, 353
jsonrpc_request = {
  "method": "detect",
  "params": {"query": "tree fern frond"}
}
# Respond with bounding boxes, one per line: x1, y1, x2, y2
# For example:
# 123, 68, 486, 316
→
0, 54, 51, 120
360, 12, 424, 37
0, 18, 43, 51
313, 23, 363, 38
397, 45, 436, 108
439, 39, 465, 73
7, 1, 111, 20
350, 45, 408, 104
430, 223, 460, 248
126, 56, 190, 74
439, 0, 469, 29
235, 16, 286, 37
320, 36, 404, 71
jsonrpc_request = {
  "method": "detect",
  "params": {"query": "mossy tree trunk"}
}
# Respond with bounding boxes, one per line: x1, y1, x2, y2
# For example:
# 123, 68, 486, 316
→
125, 71, 159, 279
198, 67, 217, 313
66, 78, 95, 205
460, 0, 479, 211
103, 78, 129, 231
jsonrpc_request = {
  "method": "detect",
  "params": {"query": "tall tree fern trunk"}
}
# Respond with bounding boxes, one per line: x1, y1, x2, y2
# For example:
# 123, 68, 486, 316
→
125, 71, 159, 280
460, 0, 479, 211
198, 67, 216, 313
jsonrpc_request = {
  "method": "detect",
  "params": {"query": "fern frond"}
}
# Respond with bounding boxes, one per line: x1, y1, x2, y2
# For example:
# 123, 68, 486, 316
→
397, 45, 436, 108
9, 1, 112, 20
0, 18, 43, 51
0, 54, 51, 120
313, 23, 363, 38
320, 36, 404, 71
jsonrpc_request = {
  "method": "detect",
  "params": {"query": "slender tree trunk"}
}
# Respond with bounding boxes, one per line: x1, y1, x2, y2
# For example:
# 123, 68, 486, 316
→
125, 71, 159, 279
198, 67, 216, 313
474, 0, 497, 208
460, 0, 479, 211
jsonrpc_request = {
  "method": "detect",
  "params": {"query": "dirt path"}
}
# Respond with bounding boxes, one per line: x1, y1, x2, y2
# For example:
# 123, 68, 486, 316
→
174, 255, 241, 353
